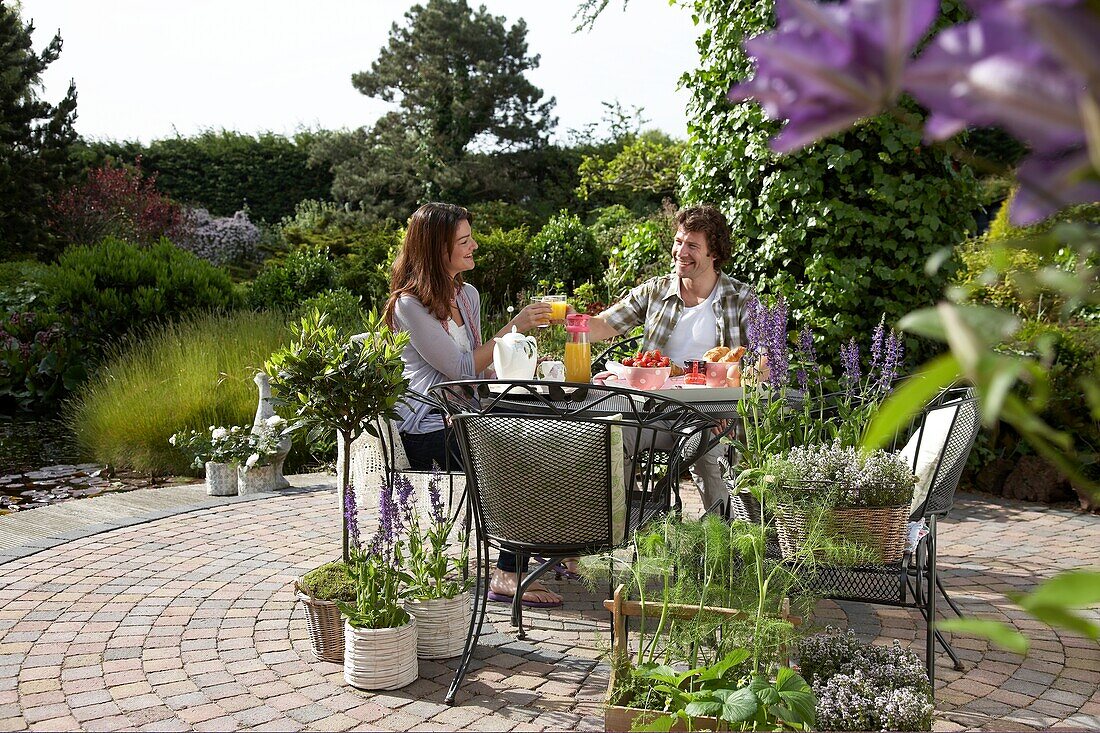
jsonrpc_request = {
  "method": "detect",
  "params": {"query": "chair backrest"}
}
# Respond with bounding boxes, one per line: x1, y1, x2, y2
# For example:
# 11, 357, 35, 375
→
903, 386, 980, 520
592, 334, 643, 372
431, 379, 715, 556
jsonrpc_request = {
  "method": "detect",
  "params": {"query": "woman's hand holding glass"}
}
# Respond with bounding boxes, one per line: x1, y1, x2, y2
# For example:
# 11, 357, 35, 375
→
514, 301, 552, 332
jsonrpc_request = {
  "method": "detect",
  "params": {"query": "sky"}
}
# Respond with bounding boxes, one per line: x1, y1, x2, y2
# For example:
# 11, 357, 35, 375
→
22, 0, 702, 145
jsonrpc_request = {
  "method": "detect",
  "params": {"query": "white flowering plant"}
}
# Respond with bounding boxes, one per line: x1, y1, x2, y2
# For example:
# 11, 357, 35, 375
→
766, 440, 916, 509
234, 416, 290, 469
169, 424, 250, 469
798, 629, 933, 732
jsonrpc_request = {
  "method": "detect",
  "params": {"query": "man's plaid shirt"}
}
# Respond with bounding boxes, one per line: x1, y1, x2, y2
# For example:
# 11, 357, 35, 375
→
599, 272, 756, 352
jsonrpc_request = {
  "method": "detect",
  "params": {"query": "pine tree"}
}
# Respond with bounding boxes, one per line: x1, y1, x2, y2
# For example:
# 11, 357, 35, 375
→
0, 0, 78, 260
313, 0, 555, 217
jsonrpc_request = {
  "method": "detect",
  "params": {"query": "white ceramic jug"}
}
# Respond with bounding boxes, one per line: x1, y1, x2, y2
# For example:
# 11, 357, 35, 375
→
493, 327, 537, 379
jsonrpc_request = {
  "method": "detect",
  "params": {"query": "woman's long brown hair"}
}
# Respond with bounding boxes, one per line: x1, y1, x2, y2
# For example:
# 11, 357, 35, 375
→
383, 202, 473, 328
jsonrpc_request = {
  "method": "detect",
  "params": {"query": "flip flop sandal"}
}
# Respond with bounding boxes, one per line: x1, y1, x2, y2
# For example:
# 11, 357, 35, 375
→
533, 556, 582, 581
486, 590, 562, 609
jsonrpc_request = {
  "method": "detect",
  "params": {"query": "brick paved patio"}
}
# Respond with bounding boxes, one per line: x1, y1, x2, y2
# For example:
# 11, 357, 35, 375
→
0, 477, 1097, 731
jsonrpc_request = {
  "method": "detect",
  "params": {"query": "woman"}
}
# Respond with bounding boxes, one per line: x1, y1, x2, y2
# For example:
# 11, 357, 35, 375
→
383, 202, 562, 608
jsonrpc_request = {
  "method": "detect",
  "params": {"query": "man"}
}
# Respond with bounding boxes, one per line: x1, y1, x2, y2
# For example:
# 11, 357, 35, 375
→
588, 205, 755, 511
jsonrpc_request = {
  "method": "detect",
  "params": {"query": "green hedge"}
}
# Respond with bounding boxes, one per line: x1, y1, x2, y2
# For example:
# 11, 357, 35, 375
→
73, 131, 333, 223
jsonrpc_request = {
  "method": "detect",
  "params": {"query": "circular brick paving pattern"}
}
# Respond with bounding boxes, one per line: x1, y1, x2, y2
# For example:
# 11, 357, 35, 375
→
0, 489, 1097, 731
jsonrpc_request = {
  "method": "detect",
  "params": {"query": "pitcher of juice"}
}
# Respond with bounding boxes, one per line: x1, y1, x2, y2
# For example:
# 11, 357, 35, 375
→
564, 313, 591, 383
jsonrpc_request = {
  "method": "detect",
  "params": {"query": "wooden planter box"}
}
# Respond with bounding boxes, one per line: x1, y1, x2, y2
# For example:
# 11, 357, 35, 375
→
600, 585, 798, 732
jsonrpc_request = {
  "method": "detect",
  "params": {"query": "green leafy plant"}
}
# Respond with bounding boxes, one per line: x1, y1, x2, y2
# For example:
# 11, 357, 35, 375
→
629, 650, 815, 732
528, 210, 604, 291
247, 248, 340, 312
41, 237, 240, 347
168, 424, 249, 469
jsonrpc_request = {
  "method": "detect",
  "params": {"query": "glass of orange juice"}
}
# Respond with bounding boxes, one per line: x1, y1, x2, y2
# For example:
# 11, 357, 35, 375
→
544, 295, 568, 325
529, 297, 551, 328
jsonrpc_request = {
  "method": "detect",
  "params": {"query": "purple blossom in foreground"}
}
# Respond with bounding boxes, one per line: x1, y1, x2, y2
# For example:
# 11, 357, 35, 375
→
905, 14, 1086, 154
727, 0, 940, 152
343, 484, 360, 548
840, 337, 861, 388
1013, 150, 1100, 225
729, 0, 1100, 224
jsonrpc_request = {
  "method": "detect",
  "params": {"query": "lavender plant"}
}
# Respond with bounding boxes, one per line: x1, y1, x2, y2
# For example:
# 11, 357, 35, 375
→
396, 470, 473, 602
174, 207, 261, 265
337, 484, 413, 630
735, 298, 905, 481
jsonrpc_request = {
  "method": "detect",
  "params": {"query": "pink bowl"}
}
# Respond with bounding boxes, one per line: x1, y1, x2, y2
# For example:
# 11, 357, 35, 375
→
618, 365, 672, 390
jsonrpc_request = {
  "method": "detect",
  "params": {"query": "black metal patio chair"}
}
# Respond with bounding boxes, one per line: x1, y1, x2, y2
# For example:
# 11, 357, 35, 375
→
807, 385, 980, 689
429, 379, 717, 705
591, 334, 643, 373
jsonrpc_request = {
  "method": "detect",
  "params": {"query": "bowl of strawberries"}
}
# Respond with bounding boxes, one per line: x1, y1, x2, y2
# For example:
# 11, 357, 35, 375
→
617, 349, 673, 390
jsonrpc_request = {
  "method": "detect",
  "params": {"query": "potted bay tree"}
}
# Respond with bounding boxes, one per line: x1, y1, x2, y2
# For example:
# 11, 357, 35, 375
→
267, 309, 410, 664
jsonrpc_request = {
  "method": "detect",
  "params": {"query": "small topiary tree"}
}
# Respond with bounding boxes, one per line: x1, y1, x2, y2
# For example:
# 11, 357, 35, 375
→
267, 309, 410, 561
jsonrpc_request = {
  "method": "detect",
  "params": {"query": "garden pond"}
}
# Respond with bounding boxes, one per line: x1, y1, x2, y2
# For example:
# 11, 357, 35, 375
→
0, 414, 184, 514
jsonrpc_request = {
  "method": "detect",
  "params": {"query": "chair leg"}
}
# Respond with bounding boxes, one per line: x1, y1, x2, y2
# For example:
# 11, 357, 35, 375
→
937, 576, 965, 618
446, 536, 490, 705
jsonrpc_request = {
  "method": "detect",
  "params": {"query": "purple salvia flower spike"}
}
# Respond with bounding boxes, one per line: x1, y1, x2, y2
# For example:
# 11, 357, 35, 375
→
428, 465, 446, 526
878, 331, 904, 392
870, 315, 885, 371
343, 483, 360, 549
841, 337, 861, 390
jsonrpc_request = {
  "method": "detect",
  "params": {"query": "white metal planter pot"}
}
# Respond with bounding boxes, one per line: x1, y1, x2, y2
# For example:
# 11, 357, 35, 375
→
343, 617, 419, 690
237, 463, 277, 495
204, 461, 238, 497
405, 594, 471, 660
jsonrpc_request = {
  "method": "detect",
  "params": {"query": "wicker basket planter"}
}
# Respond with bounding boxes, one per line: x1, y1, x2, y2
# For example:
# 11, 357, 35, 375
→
727, 487, 763, 524
405, 594, 471, 659
775, 504, 910, 564
205, 461, 238, 497
238, 463, 277, 495
293, 579, 344, 662
343, 617, 419, 690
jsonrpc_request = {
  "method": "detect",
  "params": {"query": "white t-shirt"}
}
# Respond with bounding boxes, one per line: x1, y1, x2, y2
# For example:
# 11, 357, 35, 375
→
663, 288, 719, 366
446, 318, 471, 353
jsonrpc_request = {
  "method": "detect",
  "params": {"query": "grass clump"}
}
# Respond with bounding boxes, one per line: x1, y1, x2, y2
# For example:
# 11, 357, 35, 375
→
66, 310, 290, 475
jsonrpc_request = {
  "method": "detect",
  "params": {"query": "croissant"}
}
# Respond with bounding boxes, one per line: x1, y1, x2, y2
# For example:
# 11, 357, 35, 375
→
720, 346, 747, 363
703, 346, 730, 362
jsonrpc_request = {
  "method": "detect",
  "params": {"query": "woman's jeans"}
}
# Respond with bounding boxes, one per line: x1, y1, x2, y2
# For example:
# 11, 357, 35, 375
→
400, 429, 527, 574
